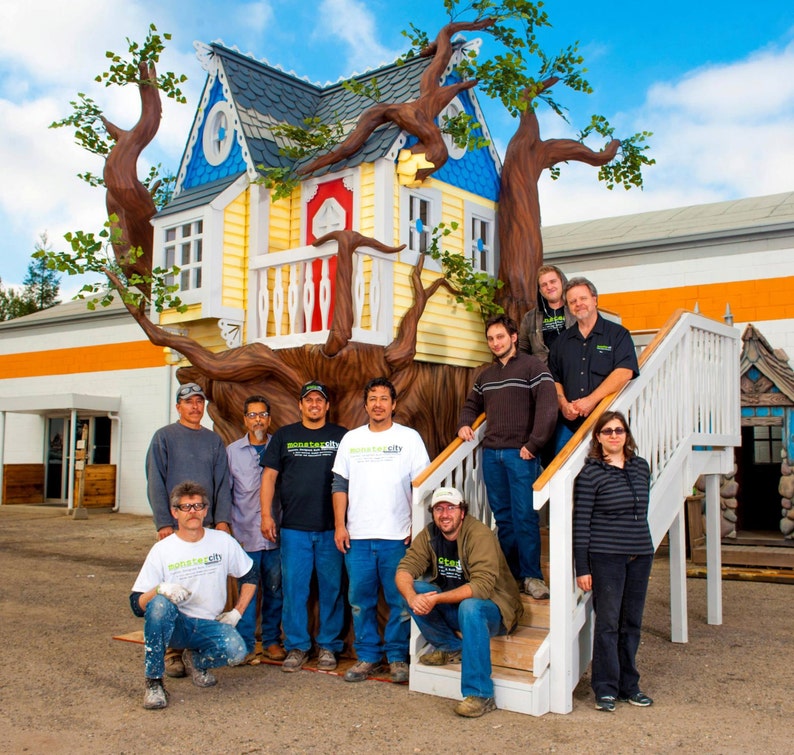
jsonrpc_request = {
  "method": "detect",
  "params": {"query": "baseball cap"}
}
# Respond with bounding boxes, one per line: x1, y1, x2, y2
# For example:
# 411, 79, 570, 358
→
430, 486, 464, 508
176, 382, 207, 402
300, 381, 329, 400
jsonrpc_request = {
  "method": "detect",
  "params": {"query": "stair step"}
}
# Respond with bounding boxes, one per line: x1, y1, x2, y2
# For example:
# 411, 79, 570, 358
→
517, 594, 549, 628
490, 626, 546, 671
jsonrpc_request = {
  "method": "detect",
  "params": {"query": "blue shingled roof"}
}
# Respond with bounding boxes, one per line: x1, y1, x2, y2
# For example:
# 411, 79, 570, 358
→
170, 41, 501, 203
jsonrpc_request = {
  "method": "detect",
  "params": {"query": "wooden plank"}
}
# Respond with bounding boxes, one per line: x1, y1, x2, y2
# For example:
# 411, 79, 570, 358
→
490, 627, 546, 671
2, 463, 45, 504
83, 465, 116, 507
517, 595, 550, 629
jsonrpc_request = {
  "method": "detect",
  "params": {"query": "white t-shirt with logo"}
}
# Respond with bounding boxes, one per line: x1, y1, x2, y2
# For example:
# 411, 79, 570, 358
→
132, 528, 253, 621
333, 422, 430, 540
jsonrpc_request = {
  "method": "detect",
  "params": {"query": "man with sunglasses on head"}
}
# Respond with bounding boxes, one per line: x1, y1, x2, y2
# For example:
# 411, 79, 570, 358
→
131, 481, 257, 710
145, 382, 233, 678
226, 395, 284, 663
395, 487, 523, 718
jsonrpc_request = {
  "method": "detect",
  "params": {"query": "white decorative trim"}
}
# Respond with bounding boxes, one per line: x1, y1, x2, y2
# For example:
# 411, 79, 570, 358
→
202, 100, 236, 166
439, 96, 467, 161
218, 319, 243, 349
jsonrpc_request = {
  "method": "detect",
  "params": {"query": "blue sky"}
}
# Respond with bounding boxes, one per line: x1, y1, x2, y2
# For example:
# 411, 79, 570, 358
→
1, 0, 792, 295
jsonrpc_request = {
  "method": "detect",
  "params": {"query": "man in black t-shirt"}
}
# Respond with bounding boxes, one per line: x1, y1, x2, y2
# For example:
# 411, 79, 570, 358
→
260, 381, 346, 673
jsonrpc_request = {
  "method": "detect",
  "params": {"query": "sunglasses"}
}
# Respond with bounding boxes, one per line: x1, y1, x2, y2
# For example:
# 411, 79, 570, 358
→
245, 411, 270, 419
177, 385, 205, 400
173, 502, 208, 512
600, 427, 626, 437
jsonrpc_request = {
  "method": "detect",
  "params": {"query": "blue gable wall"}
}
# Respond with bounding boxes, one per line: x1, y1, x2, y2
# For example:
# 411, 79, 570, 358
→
182, 78, 248, 190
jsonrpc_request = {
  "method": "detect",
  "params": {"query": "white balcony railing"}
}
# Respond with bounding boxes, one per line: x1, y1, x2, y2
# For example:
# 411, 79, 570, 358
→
249, 240, 395, 348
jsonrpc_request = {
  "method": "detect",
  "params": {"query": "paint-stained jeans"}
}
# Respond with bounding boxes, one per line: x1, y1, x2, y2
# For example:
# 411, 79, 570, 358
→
144, 595, 247, 679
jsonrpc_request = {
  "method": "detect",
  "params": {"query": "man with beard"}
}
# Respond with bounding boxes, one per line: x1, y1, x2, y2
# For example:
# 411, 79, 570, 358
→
226, 395, 285, 662
396, 486, 523, 718
458, 315, 557, 600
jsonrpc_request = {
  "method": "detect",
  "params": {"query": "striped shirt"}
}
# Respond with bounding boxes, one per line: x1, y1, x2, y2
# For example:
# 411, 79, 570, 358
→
457, 352, 557, 455
573, 455, 654, 576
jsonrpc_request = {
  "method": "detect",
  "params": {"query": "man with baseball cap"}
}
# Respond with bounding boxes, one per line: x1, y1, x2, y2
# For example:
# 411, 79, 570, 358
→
259, 380, 347, 673
395, 486, 523, 718
145, 381, 233, 678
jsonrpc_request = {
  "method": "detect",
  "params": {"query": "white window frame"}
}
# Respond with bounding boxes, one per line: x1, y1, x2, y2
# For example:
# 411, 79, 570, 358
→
400, 185, 442, 270
465, 201, 497, 277
163, 218, 206, 297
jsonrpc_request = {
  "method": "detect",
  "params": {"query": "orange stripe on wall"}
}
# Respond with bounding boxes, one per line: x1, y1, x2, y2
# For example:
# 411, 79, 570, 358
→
0, 341, 167, 379
599, 276, 794, 331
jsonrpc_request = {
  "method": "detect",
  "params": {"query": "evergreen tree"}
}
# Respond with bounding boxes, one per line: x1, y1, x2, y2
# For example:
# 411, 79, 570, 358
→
24, 233, 61, 311
0, 278, 27, 321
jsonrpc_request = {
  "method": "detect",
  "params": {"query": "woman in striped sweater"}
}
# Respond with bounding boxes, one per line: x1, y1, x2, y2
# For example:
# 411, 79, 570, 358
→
574, 411, 655, 713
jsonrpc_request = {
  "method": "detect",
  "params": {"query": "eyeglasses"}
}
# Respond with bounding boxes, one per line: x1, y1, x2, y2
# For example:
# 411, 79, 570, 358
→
173, 502, 208, 512
245, 411, 270, 419
433, 503, 461, 513
600, 427, 626, 437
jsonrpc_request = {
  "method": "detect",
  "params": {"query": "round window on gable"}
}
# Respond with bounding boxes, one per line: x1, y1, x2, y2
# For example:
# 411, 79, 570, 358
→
202, 101, 235, 166
439, 97, 467, 161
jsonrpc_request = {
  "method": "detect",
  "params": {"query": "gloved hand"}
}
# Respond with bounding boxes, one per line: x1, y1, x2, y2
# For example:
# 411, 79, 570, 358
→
156, 582, 191, 604
216, 608, 242, 627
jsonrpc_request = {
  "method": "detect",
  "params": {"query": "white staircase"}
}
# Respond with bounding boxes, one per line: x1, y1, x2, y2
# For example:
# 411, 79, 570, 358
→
409, 310, 741, 715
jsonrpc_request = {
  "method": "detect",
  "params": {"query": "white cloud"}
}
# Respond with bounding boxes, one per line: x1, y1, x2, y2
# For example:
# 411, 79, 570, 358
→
537, 40, 794, 226
316, 0, 404, 72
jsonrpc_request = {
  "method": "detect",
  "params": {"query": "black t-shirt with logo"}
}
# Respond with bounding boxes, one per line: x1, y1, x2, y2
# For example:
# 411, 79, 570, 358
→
541, 304, 567, 348
430, 529, 465, 592
261, 422, 347, 531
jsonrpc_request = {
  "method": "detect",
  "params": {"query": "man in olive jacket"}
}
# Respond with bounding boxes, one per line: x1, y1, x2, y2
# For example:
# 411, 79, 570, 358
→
395, 487, 523, 718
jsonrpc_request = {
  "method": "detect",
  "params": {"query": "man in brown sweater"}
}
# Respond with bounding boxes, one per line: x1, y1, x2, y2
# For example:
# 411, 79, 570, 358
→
457, 314, 557, 599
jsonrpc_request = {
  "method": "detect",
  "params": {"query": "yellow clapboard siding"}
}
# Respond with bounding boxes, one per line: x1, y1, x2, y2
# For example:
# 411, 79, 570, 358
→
222, 190, 249, 309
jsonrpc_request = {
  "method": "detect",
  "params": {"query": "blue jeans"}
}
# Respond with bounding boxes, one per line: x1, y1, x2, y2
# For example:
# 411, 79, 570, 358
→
144, 595, 247, 678
281, 528, 345, 653
589, 553, 654, 698
346, 539, 410, 663
552, 422, 574, 455
409, 580, 505, 698
237, 548, 283, 654
481, 448, 542, 580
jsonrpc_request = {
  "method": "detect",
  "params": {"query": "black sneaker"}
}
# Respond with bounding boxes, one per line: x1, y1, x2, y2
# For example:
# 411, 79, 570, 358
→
619, 691, 653, 707
143, 678, 168, 710
595, 695, 617, 712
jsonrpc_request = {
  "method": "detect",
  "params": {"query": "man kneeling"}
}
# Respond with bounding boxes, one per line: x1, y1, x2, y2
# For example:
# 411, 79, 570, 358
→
395, 487, 523, 718
130, 481, 257, 709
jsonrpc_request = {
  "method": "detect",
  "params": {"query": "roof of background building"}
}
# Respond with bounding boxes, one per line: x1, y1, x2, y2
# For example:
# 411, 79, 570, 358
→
542, 191, 794, 255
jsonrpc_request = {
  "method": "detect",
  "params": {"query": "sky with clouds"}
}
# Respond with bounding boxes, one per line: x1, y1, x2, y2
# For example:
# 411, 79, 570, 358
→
0, 0, 792, 294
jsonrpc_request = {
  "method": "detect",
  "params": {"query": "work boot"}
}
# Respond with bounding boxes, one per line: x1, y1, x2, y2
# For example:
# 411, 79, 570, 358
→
316, 648, 338, 671
454, 696, 496, 718
390, 661, 409, 683
281, 649, 309, 673
419, 648, 462, 666
164, 647, 186, 678
182, 649, 217, 687
523, 577, 550, 600
344, 660, 378, 682
143, 678, 168, 710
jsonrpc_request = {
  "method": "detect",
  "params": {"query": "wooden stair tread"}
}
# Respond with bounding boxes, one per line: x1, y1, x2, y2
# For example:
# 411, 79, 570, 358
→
517, 594, 549, 628
490, 626, 546, 671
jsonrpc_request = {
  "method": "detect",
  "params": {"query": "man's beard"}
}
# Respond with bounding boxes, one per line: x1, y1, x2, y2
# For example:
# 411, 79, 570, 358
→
253, 428, 266, 442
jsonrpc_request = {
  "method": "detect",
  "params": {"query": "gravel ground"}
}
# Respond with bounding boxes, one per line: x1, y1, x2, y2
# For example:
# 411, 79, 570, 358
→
1, 505, 792, 754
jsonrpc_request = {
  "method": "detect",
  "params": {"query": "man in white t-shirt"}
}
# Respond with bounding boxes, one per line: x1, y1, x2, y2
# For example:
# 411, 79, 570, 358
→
332, 377, 430, 684
130, 481, 257, 710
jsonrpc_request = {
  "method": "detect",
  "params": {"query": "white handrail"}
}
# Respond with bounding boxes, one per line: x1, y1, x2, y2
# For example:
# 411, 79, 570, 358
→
410, 310, 741, 716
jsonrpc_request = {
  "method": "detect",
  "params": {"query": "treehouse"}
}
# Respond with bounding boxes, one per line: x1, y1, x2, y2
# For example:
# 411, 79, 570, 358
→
153, 40, 501, 369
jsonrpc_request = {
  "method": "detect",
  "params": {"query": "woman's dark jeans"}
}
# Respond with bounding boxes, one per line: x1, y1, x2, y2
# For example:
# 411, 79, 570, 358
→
589, 553, 653, 699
